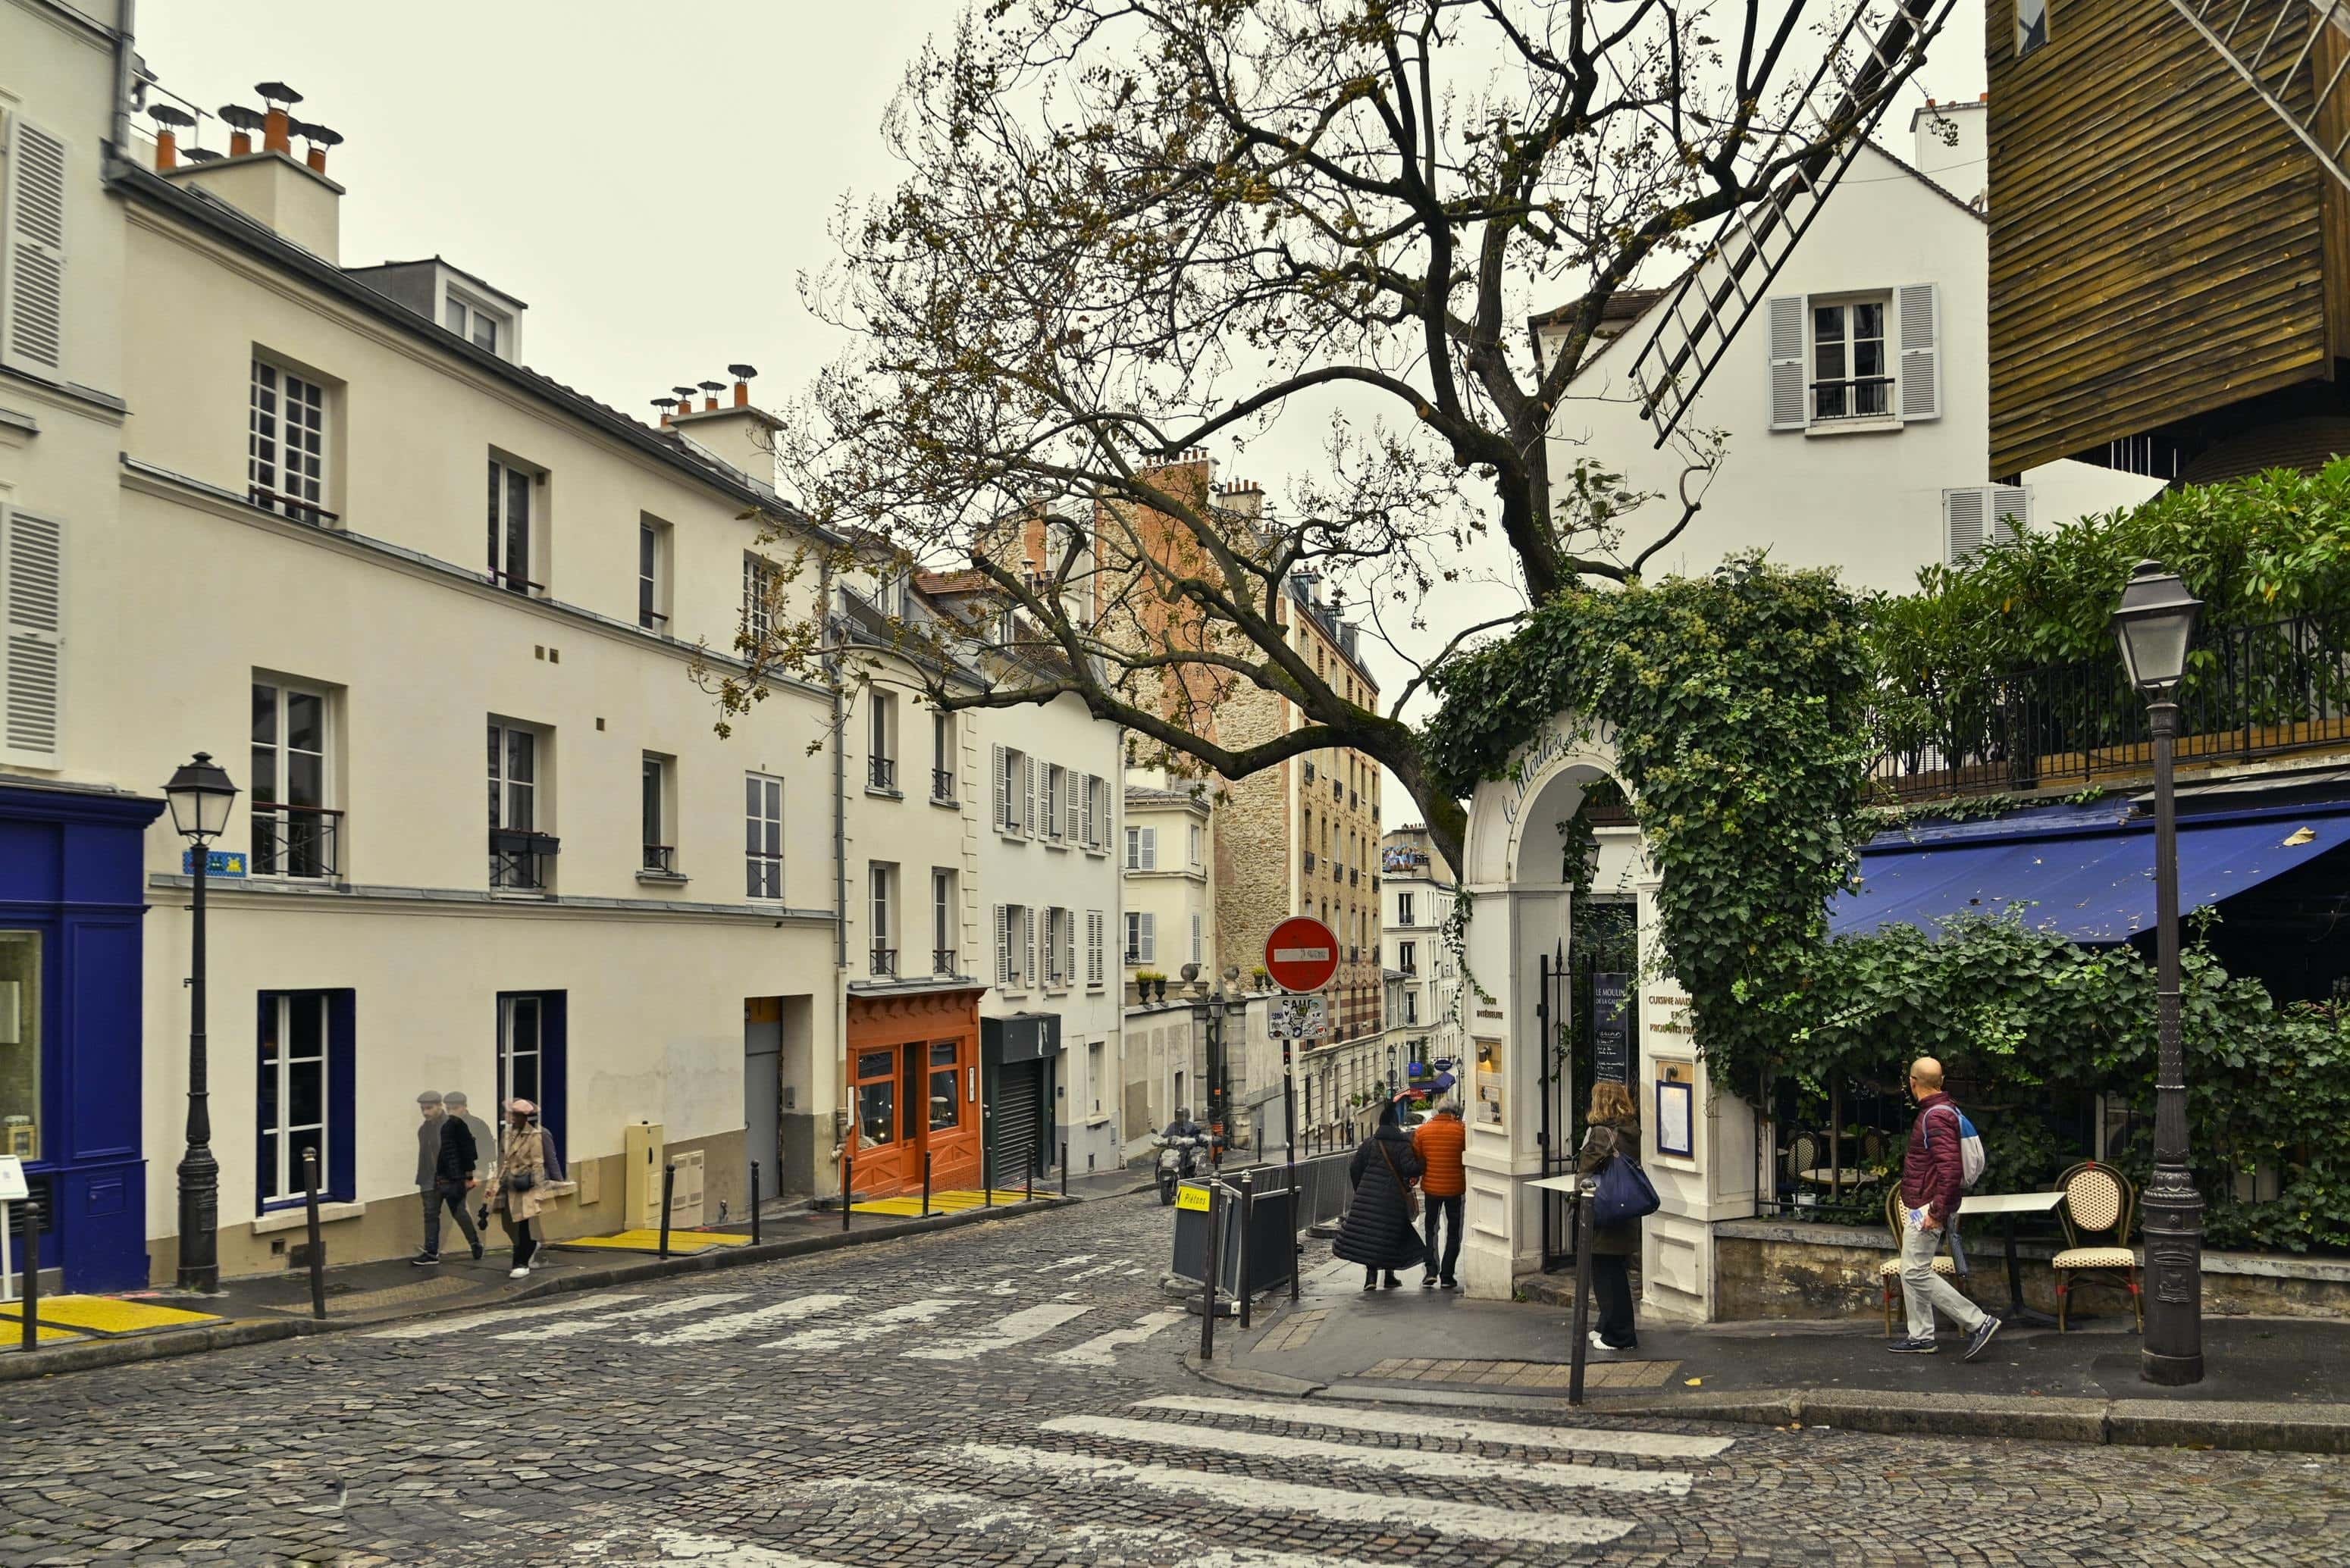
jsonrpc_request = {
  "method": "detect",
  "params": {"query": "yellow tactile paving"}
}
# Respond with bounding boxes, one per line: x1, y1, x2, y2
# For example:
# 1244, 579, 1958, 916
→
850, 1189, 1039, 1215
0, 1322, 85, 1347
557, 1229, 750, 1253
0, 1294, 222, 1335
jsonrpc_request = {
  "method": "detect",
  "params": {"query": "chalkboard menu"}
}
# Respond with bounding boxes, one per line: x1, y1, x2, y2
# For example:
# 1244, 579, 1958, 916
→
1592, 973, 1632, 1083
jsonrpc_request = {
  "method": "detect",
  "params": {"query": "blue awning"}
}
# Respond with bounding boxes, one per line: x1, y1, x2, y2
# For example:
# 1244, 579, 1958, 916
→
1831, 807, 2350, 945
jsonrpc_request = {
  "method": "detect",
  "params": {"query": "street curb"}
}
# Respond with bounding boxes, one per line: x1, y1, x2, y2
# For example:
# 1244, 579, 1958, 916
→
1183, 1353, 2350, 1454
0, 1194, 1076, 1383
0, 1316, 315, 1385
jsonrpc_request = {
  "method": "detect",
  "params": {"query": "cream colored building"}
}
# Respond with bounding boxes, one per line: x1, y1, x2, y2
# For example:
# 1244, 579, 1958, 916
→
1120, 775, 1214, 987
2, 8, 849, 1284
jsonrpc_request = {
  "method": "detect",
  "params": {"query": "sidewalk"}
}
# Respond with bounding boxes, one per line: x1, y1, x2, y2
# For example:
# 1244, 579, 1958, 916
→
0, 1190, 1080, 1383
1191, 1248, 2350, 1453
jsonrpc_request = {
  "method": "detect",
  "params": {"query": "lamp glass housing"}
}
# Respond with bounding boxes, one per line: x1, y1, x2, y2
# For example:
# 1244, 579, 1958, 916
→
2111, 560, 2202, 695
164, 753, 239, 841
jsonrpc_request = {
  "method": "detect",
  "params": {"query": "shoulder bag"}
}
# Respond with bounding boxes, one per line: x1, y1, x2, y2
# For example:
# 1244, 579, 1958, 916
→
1376, 1138, 1421, 1222
1593, 1134, 1661, 1228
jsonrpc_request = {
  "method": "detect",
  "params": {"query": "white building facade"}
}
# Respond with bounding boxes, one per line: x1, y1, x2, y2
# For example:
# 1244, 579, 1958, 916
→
1380, 825, 1461, 1078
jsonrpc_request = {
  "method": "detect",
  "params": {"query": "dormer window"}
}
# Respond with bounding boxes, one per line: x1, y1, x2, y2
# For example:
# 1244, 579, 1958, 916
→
445, 291, 509, 355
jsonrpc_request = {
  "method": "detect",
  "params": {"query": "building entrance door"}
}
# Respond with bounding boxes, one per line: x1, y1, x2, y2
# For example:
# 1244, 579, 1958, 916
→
852, 1036, 981, 1197
744, 998, 782, 1203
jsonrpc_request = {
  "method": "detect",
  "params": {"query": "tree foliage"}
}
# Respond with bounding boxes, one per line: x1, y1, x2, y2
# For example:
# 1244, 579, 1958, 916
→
739, 0, 1938, 869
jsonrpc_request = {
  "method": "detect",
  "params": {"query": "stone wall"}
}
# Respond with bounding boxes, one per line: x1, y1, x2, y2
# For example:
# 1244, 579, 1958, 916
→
1712, 1219, 2350, 1324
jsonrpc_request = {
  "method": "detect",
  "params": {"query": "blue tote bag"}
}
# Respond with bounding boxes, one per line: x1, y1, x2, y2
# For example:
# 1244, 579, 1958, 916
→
1593, 1150, 1661, 1228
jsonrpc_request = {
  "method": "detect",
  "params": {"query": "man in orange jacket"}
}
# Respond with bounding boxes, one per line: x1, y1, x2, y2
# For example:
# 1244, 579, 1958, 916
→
1412, 1100, 1468, 1289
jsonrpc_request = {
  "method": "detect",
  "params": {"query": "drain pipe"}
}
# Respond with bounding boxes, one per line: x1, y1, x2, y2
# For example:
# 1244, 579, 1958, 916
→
111, 1, 140, 161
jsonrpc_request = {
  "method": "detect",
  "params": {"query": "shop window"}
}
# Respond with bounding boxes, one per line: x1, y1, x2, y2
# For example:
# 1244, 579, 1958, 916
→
929, 1041, 960, 1130
857, 1048, 897, 1148
257, 989, 355, 1207
496, 991, 567, 1150
0, 931, 41, 1161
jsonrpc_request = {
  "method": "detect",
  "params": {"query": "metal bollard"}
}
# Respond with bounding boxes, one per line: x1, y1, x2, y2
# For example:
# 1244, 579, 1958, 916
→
842, 1147, 854, 1233
1025, 1151, 1034, 1204
1236, 1170, 1255, 1331
17, 1202, 38, 1353
750, 1160, 762, 1247
1197, 1181, 1223, 1361
985, 1144, 994, 1208
1061, 1141, 1068, 1198
1568, 1178, 1596, 1405
302, 1149, 327, 1321
922, 1150, 932, 1218
658, 1160, 677, 1260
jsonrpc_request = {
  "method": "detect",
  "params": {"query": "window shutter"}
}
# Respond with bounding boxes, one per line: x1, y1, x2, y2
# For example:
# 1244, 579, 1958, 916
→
1897, 283, 1941, 422
1023, 906, 1037, 985
2, 508, 64, 765
1140, 828, 1158, 871
1022, 754, 1036, 837
1, 118, 68, 376
1064, 777, 1080, 843
1088, 911, 1104, 985
1082, 775, 1098, 847
1989, 484, 2030, 547
1139, 912, 1155, 964
995, 905, 1010, 986
1767, 295, 1806, 431
1943, 487, 1988, 565
992, 744, 1007, 830
1063, 912, 1076, 986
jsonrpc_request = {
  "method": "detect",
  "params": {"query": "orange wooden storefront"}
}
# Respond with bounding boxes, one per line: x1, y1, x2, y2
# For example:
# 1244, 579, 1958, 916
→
844, 987, 984, 1197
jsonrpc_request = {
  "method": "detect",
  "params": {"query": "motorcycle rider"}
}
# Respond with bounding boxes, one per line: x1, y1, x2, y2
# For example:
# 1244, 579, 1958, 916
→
1163, 1107, 1206, 1143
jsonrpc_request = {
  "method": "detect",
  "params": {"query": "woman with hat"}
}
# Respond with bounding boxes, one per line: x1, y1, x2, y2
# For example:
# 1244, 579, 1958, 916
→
484, 1098, 550, 1278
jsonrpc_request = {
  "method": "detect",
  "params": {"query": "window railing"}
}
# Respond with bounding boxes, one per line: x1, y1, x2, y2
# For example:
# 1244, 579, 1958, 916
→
252, 803, 343, 880
247, 486, 340, 525
933, 947, 957, 975
1869, 608, 2350, 803
1303, 851, 1317, 872
869, 756, 898, 791
1810, 374, 1894, 422
932, 768, 956, 802
487, 565, 546, 596
490, 828, 560, 890
870, 945, 898, 977
638, 608, 670, 633
642, 843, 677, 875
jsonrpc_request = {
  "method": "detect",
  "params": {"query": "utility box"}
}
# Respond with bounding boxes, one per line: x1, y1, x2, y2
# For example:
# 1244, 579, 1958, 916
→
669, 1148, 706, 1228
623, 1122, 666, 1230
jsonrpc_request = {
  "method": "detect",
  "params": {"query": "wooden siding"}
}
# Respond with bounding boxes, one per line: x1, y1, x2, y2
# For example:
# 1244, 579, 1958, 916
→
1988, 0, 2331, 477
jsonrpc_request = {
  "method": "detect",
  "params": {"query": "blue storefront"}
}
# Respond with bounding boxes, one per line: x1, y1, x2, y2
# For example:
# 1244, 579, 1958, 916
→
0, 779, 167, 1292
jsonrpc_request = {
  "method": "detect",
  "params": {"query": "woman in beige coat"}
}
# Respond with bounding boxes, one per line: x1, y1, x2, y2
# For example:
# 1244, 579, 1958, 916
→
484, 1098, 550, 1278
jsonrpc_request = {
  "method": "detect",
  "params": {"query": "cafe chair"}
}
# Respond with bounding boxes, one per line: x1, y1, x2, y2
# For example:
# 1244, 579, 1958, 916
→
1878, 1187, 1962, 1336
2051, 1161, 2142, 1332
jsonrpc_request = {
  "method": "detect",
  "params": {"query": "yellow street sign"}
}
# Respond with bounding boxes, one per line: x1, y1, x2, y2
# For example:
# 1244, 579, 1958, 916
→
1175, 1184, 1211, 1212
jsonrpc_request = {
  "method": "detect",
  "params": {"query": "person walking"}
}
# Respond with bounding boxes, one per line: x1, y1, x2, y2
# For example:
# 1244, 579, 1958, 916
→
483, 1098, 550, 1280
410, 1091, 483, 1266
1891, 1057, 2000, 1360
444, 1091, 495, 1184
1576, 1081, 1644, 1352
1412, 1101, 1467, 1290
1333, 1094, 1426, 1291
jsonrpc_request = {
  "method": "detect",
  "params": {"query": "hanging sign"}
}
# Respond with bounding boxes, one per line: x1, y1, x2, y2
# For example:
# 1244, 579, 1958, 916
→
1263, 915, 1340, 994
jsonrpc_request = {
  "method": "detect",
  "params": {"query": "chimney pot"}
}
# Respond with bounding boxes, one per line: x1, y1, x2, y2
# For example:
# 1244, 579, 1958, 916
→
263, 106, 292, 155
147, 105, 193, 173
230, 130, 253, 155
699, 379, 724, 412
728, 363, 758, 408
219, 104, 264, 159
307, 146, 327, 173
651, 397, 678, 427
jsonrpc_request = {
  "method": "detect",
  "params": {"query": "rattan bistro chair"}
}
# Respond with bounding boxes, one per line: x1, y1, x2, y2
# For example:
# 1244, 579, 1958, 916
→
2052, 1161, 2143, 1332
1878, 1186, 1962, 1335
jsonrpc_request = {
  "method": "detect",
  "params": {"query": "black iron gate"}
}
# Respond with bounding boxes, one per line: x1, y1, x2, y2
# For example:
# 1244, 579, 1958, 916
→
1536, 941, 1574, 1270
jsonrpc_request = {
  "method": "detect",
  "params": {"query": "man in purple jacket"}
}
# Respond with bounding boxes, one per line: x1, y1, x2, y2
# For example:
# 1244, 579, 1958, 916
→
1891, 1057, 2000, 1360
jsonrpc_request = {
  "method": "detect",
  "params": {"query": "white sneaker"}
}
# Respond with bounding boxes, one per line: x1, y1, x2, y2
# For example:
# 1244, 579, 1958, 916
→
509, 1266, 531, 1279
1587, 1329, 1612, 1354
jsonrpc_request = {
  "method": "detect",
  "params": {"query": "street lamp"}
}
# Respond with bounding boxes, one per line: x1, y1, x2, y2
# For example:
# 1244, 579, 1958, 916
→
164, 752, 237, 1293
2110, 560, 2204, 1386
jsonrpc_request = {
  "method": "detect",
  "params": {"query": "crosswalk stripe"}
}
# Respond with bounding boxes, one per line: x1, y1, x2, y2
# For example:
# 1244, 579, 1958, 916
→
571, 1526, 844, 1566
1042, 1415, 1691, 1496
761, 1297, 962, 1351
1046, 1310, 1188, 1367
364, 1294, 647, 1339
494, 1293, 750, 1342
628, 1293, 851, 1346
1131, 1394, 1737, 1460
811, 1477, 1372, 1567
1036, 1254, 1095, 1270
1063, 1261, 1120, 1282
904, 1303, 1090, 1360
957, 1443, 1633, 1548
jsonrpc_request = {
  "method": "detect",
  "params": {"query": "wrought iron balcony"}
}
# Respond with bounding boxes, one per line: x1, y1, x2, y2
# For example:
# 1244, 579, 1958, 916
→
252, 803, 343, 880
490, 828, 560, 890
642, 843, 677, 875
932, 768, 956, 802
870, 945, 899, 977
933, 948, 957, 975
1869, 608, 2350, 803
869, 756, 898, 791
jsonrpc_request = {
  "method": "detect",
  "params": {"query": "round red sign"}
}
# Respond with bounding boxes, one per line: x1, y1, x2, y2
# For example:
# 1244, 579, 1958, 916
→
1264, 915, 1340, 993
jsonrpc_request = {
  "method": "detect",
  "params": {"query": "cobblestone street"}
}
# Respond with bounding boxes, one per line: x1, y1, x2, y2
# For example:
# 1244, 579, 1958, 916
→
3, 1194, 2346, 1566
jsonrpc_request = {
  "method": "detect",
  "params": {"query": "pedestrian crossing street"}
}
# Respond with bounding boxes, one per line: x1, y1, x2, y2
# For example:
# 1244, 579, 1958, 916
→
568, 1394, 1742, 1564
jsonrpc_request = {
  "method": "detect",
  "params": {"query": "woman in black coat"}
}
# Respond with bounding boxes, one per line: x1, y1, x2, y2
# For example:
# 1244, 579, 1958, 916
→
1334, 1097, 1427, 1291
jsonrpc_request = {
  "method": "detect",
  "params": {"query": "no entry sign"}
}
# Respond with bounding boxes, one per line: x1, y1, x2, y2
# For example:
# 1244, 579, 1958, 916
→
1264, 915, 1340, 993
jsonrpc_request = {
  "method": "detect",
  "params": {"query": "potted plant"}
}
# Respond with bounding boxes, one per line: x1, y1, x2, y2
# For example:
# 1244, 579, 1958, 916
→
1136, 970, 1167, 1000
1250, 966, 1272, 991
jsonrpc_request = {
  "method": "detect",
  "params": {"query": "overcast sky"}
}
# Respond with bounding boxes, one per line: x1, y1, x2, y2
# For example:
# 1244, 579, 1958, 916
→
135, 2, 1988, 829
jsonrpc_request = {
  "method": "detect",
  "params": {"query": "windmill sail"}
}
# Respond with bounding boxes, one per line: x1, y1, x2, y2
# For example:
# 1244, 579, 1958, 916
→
1627, 0, 1956, 446
2162, 0, 2350, 195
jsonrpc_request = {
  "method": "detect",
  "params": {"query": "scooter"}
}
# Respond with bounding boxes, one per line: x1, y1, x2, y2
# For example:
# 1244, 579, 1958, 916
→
1155, 1134, 1202, 1205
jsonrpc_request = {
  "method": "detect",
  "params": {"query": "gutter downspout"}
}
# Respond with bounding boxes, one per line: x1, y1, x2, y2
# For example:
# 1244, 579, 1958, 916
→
110, 0, 139, 162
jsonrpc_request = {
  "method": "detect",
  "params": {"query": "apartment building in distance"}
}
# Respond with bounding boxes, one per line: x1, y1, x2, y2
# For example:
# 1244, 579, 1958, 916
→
1382, 823, 1462, 1086
0, 11, 851, 1286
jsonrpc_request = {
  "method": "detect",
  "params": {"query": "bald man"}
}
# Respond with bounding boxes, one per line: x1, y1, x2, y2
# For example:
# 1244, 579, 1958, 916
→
1891, 1057, 1998, 1360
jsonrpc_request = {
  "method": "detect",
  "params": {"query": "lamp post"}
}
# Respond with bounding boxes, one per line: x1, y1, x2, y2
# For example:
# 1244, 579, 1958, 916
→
164, 753, 238, 1294
2111, 560, 2204, 1386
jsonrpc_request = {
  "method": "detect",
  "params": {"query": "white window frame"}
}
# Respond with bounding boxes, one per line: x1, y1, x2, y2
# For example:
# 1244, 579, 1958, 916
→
487, 456, 537, 594
1398, 892, 1415, 925
487, 719, 547, 890
249, 357, 328, 522
641, 753, 673, 874
497, 993, 545, 1117
1125, 910, 1155, 965
932, 869, 956, 972
1045, 765, 1065, 842
867, 690, 898, 793
870, 862, 896, 974
1043, 907, 1066, 987
257, 991, 329, 1207
932, 713, 956, 802
2016, 0, 2049, 58
638, 518, 671, 633
1808, 294, 1892, 424
250, 678, 334, 881
1126, 825, 1158, 871
1189, 824, 1203, 868
1399, 940, 1416, 975
745, 771, 785, 900
743, 555, 780, 646
443, 288, 510, 355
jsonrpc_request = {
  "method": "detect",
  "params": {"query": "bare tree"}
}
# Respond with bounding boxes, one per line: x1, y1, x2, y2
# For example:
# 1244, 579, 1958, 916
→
725, 0, 1938, 870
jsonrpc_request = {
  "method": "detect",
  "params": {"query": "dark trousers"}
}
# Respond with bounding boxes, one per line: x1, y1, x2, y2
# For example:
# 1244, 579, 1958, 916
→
500, 1210, 537, 1269
1591, 1253, 1637, 1348
1421, 1194, 1464, 1282
421, 1183, 479, 1255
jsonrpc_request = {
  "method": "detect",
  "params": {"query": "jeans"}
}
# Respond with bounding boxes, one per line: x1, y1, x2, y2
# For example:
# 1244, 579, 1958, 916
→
1590, 1253, 1637, 1347
1900, 1222, 1985, 1341
421, 1183, 479, 1256
1421, 1194, 1464, 1282
500, 1211, 537, 1269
